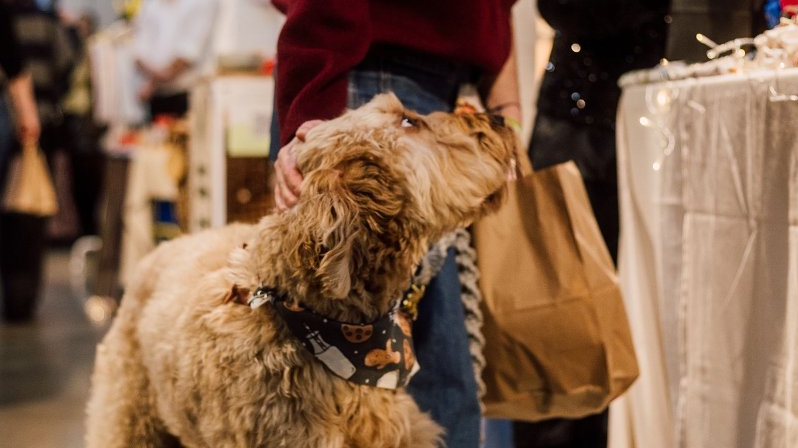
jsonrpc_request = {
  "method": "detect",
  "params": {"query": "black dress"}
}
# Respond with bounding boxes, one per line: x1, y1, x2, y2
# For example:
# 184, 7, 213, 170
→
515, 2, 668, 448
529, 0, 669, 262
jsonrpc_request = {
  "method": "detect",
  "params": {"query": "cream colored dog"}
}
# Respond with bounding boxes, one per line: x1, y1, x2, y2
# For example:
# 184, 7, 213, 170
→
85, 93, 518, 448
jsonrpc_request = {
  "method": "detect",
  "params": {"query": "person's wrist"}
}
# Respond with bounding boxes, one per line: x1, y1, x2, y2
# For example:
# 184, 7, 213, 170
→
487, 101, 521, 116
487, 101, 522, 134
503, 115, 522, 134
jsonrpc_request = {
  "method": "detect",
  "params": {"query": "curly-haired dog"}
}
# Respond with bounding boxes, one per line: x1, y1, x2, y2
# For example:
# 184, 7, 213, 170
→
85, 93, 518, 448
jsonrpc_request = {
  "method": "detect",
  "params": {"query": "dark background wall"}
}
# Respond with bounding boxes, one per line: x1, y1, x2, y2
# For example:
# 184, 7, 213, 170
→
667, 0, 766, 62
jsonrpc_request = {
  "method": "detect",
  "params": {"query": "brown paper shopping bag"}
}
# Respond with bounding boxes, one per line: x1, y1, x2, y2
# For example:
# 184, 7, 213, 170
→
472, 157, 638, 422
2, 142, 58, 217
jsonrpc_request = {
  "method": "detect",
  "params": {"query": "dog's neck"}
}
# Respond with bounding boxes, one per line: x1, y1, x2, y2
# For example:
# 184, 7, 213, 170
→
243, 211, 428, 324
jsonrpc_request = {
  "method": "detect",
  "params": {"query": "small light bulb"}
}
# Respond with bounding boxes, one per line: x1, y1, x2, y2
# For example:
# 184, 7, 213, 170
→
656, 89, 671, 107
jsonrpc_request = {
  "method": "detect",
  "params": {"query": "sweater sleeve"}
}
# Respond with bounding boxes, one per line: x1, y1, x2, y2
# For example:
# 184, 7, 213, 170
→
0, 2, 25, 80
274, 0, 371, 146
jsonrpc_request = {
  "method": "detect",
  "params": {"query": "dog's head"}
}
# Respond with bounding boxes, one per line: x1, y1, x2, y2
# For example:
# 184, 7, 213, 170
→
284, 93, 518, 310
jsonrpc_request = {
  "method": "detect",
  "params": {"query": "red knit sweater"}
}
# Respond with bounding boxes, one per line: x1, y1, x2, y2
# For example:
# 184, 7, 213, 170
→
273, 0, 516, 145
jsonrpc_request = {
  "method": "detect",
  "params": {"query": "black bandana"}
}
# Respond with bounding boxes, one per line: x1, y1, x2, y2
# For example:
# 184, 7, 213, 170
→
249, 287, 419, 389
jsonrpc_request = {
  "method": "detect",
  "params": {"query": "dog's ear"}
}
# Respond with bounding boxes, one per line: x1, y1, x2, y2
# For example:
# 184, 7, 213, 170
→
329, 155, 419, 297
296, 155, 413, 300
367, 92, 403, 113
300, 167, 363, 299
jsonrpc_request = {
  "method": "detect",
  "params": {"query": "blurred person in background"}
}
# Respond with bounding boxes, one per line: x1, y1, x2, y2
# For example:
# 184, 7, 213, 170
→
0, 0, 75, 322
133, 0, 219, 118
269, 2, 520, 447
0, 0, 40, 167
61, 11, 104, 238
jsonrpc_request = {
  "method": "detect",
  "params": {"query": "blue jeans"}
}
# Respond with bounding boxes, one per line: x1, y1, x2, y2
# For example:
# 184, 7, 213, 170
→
404, 248, 481, 448
269, 66, 481, 447
348, 70, 481, 448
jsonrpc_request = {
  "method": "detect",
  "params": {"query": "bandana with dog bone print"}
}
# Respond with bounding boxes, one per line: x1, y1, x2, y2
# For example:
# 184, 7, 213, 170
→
248, 287, 419, 389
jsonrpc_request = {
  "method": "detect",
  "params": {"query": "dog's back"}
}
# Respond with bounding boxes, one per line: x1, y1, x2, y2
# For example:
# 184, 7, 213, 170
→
86, 221, 442, 448
85, 223, 256, 447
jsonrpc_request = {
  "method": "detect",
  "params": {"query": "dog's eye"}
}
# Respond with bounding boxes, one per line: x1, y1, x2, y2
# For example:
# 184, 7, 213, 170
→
400, 116, 416, 128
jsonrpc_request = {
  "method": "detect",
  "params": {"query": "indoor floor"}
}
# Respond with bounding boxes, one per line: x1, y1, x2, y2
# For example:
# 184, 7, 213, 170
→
0, 249, 105, 448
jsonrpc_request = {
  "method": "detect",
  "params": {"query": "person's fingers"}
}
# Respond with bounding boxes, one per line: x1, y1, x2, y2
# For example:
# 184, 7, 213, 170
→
274, 145, 300, 209
28, 125, 40, 141
138, 81, 155, 102
18, 111, 40, 145
277, 181, 298, 211
295, 119, 324, 141
273, 158, 291, 212
18, 127, 36, 145
279, 177, 299, 208
274, 152, 285, 184
273, 159, 285, 211
272, 119, 321, 212
273, 182, 286, 212
280, 150, 302, 198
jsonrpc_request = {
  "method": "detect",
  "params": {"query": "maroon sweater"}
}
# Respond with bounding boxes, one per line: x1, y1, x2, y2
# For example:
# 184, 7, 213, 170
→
273, 0, 516, 145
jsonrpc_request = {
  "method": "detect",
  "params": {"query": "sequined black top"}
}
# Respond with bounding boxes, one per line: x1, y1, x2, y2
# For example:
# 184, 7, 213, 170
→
530, 0, 669, 181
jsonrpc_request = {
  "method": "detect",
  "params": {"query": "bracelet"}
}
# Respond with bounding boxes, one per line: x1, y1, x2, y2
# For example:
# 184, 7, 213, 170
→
487, 101, 521, 114
503, 116, 522, 133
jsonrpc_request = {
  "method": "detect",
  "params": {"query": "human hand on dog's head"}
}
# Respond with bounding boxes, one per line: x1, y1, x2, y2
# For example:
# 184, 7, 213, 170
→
274, 119, 324, 211
290, 93, 519, 234
277, 93, 518, 303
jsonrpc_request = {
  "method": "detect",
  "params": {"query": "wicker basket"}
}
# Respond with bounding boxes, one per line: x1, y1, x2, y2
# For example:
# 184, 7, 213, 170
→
225, 156, 274, 223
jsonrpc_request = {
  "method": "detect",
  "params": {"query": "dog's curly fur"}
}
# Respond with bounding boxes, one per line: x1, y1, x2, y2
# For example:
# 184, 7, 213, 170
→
85, 93, 518, 448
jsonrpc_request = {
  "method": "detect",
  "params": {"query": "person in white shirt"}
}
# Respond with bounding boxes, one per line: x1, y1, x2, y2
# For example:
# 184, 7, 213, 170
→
134, 0, 219, 117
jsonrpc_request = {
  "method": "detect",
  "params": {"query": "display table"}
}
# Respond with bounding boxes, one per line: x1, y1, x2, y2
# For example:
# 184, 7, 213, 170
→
610, 68, 798, 447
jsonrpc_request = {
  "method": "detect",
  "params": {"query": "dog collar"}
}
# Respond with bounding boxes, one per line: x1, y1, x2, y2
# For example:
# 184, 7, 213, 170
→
248, 287, 421, 389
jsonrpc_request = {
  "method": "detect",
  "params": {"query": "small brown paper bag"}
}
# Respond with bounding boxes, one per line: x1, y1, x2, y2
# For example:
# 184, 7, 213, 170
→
2, 142, 58, 217
472, 156, 638, 422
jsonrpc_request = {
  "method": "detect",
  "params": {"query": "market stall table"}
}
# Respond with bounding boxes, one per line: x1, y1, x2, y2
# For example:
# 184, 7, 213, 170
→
610, 67, 798, 448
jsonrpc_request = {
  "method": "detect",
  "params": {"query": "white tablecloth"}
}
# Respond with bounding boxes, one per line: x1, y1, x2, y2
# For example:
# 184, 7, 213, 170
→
610, 69, 798, 448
